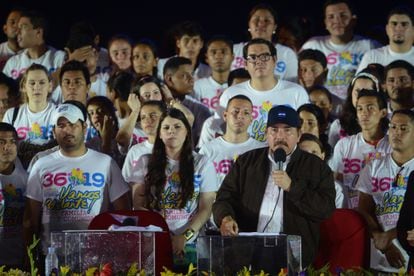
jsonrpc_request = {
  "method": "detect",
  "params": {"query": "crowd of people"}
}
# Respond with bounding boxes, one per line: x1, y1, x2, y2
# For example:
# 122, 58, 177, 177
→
0, 0, 414, 274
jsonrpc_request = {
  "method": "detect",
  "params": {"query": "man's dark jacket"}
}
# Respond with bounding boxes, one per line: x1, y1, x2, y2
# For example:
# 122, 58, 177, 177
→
213, 147, 336, 267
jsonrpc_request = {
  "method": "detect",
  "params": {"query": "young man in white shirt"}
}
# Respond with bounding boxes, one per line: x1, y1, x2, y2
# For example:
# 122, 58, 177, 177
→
0, 9, 22, 70
330, 89, 391, 208
0, 123, 27, 267
163, 57, 210, 146
220, 38, 308, 143
157, 21, 210, 81
357, 5, 414, 72
357, 109, 414, 273
2, 10, 65, 81
302, 0, 381, 101
193, 36, 234, 113
384, 60, 414, 116
23, 101, 130, 254
199, 95, 264, 185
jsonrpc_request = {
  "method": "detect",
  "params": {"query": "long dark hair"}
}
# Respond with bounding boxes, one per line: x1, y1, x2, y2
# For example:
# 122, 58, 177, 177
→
144, 108, 194, 210
339, 69, 381, 136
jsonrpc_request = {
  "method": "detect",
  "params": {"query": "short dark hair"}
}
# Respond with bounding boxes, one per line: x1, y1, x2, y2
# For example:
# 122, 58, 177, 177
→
0, 72, 19, 99
323, 0, 355, 17
392, 109, 414, 123
385, 60, 414, 80
226, 94, 253, 110
20, 10, 48, 38
163, 57, 192, 77
206, 35, 234, 54
0, 122, 18, 140
141, 100, 168, 114
173, 21, 203, 40
299, 133, 325, 153
357, 89, 388, 110
62, 100, 88, 122
308, 85, 333, 104
107, 71, 134, 101
243, 38, 276, 59
228, 68, 250, 86
65, 21, 97, 52
298, 49, 327, 69
387, 5, 414, 25
59, 60, 91, 85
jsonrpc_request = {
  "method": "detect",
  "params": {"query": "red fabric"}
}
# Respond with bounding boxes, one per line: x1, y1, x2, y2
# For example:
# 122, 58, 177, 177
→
313, 209, 369, 272
88, 210, 173, 274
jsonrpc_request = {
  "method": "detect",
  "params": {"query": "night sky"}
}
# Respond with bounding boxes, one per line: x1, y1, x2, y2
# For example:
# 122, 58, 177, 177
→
2, 0, 413, 57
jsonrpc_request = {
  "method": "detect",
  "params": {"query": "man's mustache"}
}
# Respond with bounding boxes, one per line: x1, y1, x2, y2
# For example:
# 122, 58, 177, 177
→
275, 141, 288, 147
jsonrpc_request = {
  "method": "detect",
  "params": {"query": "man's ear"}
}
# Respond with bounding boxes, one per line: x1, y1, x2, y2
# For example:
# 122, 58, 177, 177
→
164, 73, 173, 87
3, 24, 7, 35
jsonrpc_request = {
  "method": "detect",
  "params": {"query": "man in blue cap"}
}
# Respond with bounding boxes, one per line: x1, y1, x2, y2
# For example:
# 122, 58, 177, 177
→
212, 104, 335, 268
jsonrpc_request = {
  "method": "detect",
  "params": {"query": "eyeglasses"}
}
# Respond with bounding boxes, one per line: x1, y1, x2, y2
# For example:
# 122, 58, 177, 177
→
392, 166, 405, 188
246, 53, 273, 64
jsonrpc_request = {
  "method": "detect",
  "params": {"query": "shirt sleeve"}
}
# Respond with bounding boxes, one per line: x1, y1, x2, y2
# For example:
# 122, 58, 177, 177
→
199, 157, 219, 192
108, 159, 130, 202
25, 162, 43, 202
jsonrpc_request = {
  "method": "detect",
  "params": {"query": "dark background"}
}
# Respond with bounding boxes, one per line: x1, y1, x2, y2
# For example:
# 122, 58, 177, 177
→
2, 0, 413, 57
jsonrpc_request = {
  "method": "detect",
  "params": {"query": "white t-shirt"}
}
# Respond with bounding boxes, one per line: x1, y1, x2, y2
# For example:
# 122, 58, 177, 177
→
0, 42, 20, 70
199, 136, 265, 185
219, 80, 309, 142
357, 46, 414, 73
330, 132, 391, 208
96, 47, 111, 78
231, 42, 298, 82
327, 118, 347, 148
132, 153, 218, 238
25, 149, 130, 252
3, 103, 56, 144
122, 140, 153, 183
356, 154, 414, 272
117, 116, 148, 147
193, 77, 228, 113
197, 114, 225, 149
301, 35, 381, 100
0, 163, 28, 266
2, 47, 65, 79
157, 56, 211, 81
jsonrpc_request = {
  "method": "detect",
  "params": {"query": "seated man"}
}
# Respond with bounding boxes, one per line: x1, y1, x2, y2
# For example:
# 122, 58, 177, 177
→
213, 105, 335, 268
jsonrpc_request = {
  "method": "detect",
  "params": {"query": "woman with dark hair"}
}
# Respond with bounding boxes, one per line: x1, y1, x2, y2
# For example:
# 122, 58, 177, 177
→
298, 103, 332, 160
86, 95, 124, 167
131, 39, 159, 78
328, 68, 382, 147
132, 108, 217, 268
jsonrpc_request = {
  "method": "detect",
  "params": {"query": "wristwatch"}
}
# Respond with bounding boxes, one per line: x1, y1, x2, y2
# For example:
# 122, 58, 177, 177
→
183, 228, 195, 241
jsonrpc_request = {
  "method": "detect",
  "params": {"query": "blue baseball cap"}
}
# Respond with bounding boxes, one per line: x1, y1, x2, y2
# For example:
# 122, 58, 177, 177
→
267, 105, 300, 128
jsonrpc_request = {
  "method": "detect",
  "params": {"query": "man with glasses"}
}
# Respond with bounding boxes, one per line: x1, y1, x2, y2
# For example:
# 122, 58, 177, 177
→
357, 109, 414, 273
384, 60, 414, 117
213, 105, 335, 268
219, 38, 308, 142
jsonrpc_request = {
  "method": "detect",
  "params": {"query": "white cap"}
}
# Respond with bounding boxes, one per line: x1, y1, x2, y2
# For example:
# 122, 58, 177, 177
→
53, 103, 85, 126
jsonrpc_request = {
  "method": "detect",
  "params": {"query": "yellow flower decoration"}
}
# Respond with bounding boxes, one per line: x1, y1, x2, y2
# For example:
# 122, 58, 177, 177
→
85, 267, 98, 276
60, 265, 71, 276
262, 101, 272, 112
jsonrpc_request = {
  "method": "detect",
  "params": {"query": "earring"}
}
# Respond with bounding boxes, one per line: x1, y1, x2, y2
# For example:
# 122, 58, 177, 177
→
272, 30, 276, 34
248, 28, 251, 32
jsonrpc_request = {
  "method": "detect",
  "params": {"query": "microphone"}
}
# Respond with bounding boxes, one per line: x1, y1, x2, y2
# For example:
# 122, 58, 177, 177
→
274, 148, 286, 171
